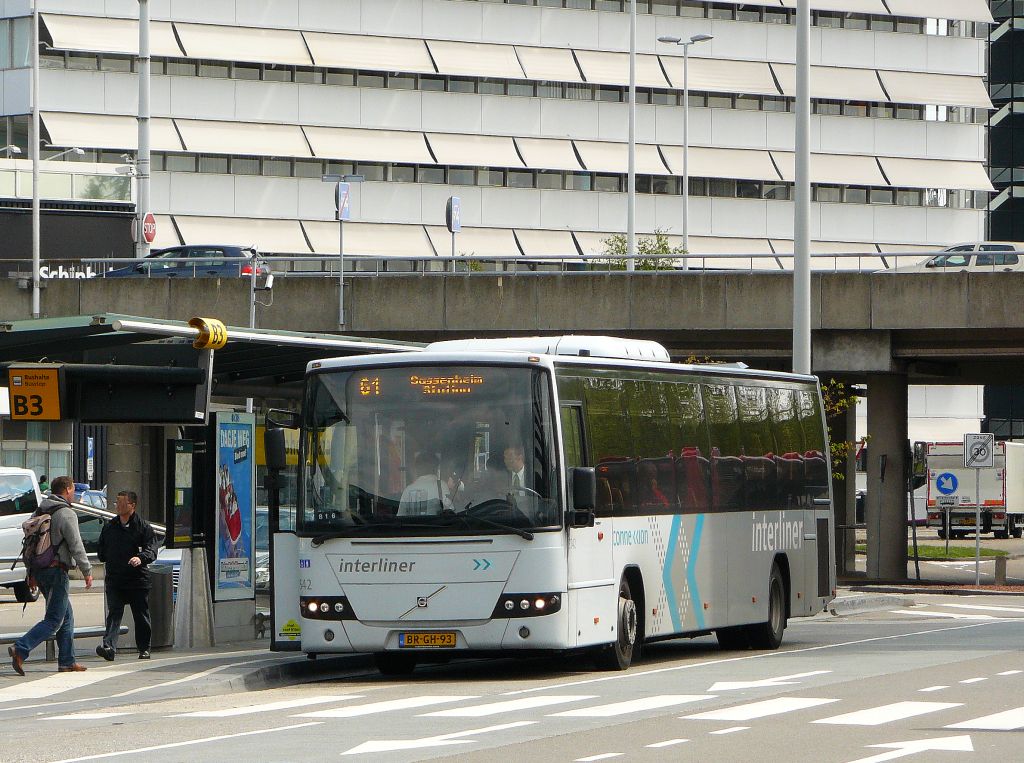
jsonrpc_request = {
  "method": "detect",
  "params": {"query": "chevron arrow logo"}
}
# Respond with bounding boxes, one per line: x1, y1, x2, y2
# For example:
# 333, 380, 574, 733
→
473, 559, 492, 571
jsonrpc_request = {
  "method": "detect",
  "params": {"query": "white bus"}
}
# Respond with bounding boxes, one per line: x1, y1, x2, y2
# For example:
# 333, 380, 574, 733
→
270, 336, 835, 674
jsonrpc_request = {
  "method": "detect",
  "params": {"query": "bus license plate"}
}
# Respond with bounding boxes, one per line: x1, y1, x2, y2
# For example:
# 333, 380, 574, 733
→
399, 632, 456, 648
956, 517, 975, 525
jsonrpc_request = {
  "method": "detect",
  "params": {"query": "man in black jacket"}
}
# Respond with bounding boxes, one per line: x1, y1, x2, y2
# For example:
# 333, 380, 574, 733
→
96, 491, 159, 660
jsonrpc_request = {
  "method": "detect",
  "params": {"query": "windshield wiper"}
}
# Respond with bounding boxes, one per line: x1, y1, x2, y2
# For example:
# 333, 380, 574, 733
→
310, 520, 453, 545
448, 510, 534, 541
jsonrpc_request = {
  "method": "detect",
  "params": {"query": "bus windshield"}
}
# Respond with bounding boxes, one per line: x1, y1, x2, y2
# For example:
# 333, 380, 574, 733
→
300, 364, 560, 538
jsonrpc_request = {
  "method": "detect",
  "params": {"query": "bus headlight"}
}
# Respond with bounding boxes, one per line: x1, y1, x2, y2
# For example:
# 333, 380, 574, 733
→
492, 593, 562, 618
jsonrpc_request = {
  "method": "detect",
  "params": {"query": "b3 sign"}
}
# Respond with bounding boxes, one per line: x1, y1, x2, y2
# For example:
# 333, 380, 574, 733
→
7, 365, 63, 421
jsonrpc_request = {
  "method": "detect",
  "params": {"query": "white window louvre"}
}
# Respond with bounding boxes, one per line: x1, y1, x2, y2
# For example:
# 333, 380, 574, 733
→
574, 50, 669, 88
304, 33, 436, 74
877, 71, 992, 109
771, 239, 886, 272
515, 229, 578, 257
771, 152, 888, 186
515, 46, 583, 83
771, 64, 887, 103
779, 0, 889, 13
173, 216, 310, 253
302, 221, 435, 257
688, 237, 777, 270
304, 127, 433, 164
661, 146, 780, 181
877, 157, 994, 191
173, 24, 311, 66
574, 141, 668, 175
427, 134, 524, 168
427, 40, 526, 79
883, 0, 993, 23
661, 57, 779, 97
573, 231, 618, 257
41, 112, 181, 151
515, 138, 583, 171
41, 14, 180, 57
176, 120, 311, 158
426, 226, 522, 258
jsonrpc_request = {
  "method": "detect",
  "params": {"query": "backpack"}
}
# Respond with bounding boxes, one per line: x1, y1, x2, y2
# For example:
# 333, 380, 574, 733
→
14, 509, 62, 571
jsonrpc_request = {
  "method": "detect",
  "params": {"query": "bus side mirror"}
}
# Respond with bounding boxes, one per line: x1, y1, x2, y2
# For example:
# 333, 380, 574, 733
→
267, 408, 300, 430
571, 466, 596, 511
265, 427, 287, 472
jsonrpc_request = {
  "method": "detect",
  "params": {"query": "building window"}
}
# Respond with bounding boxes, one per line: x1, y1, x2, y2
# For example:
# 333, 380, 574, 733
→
507, 169, 536, 188
594, 174, 622, 192
417, 166, 445, 183
478, 168, 506, 186
262, 158, 292, 177
294, 159, 325, 178
166, 60, 198, 76
448, 77, 476, 93
295, 67, 323, 84
815, 185, 841, 203
199, 155, 229, 174
709, 178, 737, 197
230, 156, 261, 175
478, 78, 506, 95
355, 163, 385, 181
449, 167, 475, 185
390, 164, 416, 183
199, 61, 229, 78
165, 154, 197, 172
762, 182, 790, 200
263, 65, 292, 82
844, 186, 868, 204
736, 180, 761, 199
869, 188, 895, 204
565, 172, 592, 191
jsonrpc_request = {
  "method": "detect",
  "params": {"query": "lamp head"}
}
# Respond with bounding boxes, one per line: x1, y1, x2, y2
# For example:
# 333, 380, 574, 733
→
3, 145, 22, 155
690, 34, 714, 44
71, 147, 85, 156
657, 35, 682, 44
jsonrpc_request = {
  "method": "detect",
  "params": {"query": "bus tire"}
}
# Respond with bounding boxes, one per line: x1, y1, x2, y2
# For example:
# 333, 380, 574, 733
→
1011, 517, 1022, 538
745, 564, 786, 650
936, 528, 946, 540
374, 652, 417, 676
595, 578, 638, 671
715, 626, 749, 651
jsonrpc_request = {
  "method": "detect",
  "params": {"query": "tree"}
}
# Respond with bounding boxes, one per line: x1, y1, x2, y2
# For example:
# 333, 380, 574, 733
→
601, 229, 686, 271
821, 378, 861, 482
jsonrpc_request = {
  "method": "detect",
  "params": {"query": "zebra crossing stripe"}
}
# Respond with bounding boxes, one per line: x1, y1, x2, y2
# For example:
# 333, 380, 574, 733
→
172, 695, 359, 718
423, 695, 596, 717
552, 695, 713, 718
813, 701, 961, 726
297, 695, 477, 718
946, 706, 1024, 731
684, 697, 838, 722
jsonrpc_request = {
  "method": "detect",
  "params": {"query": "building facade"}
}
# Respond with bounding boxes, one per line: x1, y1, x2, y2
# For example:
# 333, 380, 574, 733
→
0, 0, 995, 268
989, 0, 1023, 241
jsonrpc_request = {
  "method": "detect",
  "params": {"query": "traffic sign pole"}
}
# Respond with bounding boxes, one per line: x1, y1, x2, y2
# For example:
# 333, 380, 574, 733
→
975, 467, 980, 586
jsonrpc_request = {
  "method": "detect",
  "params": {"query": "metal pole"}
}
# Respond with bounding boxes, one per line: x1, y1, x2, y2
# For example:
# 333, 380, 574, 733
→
681, 42, 690, 269
246, 266, 255, 413
137, 0, 151, 259
974, 467, 981, 586
626, 0, 636, 271
451, 231, 455, 273
338, 214, 345, 328
793, 0, 811, 374
30, 0, 40, 318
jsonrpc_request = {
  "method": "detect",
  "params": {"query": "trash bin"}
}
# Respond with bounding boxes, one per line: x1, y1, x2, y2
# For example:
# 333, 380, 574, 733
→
101, 564, 175, 651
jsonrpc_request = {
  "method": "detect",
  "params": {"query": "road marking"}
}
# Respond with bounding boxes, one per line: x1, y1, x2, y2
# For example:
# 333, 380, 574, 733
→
708, 670, 831, 692
501, 621, 1001, 696
997, 670, 1022, 676
297, 695, 475, 718
709, 726, 749, 735
919, 686, 948, 692
646, 739, 689, 748
813, 701, 962, 726
44, 712, 131, 721
0, 668, 136, 703
341, 721, 535, 755
891, 610, 995, 621
684, 697, 838, 722
574, 754, 623, 761
946, 706, 1024, 730
422, 695, 595, 717
843, 734, 973, 763
959, 678, 987, 684
938, 603, 1024, 614
172, 695, 360, 717
550, 695, 713, 718
49, 721, 323, 763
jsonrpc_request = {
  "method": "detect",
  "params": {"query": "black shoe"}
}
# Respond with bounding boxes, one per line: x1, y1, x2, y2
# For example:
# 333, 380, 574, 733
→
138, 651, 150, 660
95, 645, 115, 662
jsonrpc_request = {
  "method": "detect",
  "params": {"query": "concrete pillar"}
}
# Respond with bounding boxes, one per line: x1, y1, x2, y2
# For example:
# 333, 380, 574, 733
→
831, 390, 857, 576
106, 424, 147, 516
865, 373, 908, 580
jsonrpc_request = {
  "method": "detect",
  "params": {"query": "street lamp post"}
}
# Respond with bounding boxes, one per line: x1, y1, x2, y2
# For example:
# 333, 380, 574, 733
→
626, 0, 637, 272
658, 33, 713, 270
42, 147, 84, 161
31, 0, 39, 318
322, 173, 364, 328
137, 0, 151, 261
2, 145, 22, 157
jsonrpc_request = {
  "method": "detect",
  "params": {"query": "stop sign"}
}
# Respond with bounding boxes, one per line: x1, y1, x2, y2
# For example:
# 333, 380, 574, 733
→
142, 212, 157, 244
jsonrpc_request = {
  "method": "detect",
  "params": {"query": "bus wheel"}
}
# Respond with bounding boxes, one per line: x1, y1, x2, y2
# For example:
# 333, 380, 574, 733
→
745, 564, 786, 650
595, 578, 638, 671
1011, 517, 1022, 539
715, 626, 749, 651
374, 652, 417, 676
936, 528, 947, 540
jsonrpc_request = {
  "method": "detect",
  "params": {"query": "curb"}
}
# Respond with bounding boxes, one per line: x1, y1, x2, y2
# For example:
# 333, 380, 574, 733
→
849, 585, 1024, 597
222, 652, 376, 693
829, 593, 914, 616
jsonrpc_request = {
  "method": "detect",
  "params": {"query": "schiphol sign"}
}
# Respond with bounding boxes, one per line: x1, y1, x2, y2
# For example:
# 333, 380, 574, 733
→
39, 264, 103, 279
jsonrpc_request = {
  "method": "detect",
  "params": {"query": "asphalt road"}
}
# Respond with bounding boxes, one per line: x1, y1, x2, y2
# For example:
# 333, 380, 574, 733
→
2, 593, 1022, 763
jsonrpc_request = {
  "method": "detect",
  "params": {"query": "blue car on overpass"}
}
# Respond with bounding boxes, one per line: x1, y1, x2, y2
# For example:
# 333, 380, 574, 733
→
103, 244, 270, 278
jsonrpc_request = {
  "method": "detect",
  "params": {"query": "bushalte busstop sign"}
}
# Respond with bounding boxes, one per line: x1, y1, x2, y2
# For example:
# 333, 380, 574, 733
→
7, 364, 64, 421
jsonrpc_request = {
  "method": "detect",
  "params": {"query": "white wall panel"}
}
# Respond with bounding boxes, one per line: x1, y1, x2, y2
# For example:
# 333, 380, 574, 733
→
422, 1, 480, 41
480, 187, 541, 228
1, 69, 29, 115
167, 0, 234, 25
925, 35, 985, 78
296, 177, 338, 221
360, 0, 423, 39
707, 108, 768, 150
103, 72, 144, 117
873, 119, 928, 161
538, 189, 600, 231
925, 208, 985, 245
538, 7, 599, 50
765, 200, 794, 239
298, 0, 360, 34
422, 184, 480, 228
652, 194, 684, 236
481, 96, 541, 137
359, 182, 424, 224
168, 172, 234, 216
924, 122, 984, 163
655, 105, 712, 148
298, 84, 360, 127
39, 69, 103, 114
481, 4, 540, 46
874, 204, 927, 244
817, 202, 874, 243
873, 31, 927, 74
235, 0, 300, 28
234, 81, 299, 123
421, 91, 480, 133
818, 115, 875, 156
702, 21, 768, 63
168, 75, 234, 121
150, 171, 171, 214
597, 191, 628, 233
540, 99, 600, 141
234, 175, 299, 219
710, 198, 767, 237
359, 89, 422, 131
766, 112, 796, 152
816, 27, 875, 69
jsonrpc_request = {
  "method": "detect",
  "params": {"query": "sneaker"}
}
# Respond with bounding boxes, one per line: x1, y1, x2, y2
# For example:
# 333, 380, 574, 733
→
95, 645, 115, 661
9, 646, 24, 677
58, 664, 87, 672
138, 651, 151, 660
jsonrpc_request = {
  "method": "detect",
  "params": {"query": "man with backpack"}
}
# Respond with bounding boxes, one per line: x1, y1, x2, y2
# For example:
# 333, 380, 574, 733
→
8, 476, 93, 676
95, 490, 158, 661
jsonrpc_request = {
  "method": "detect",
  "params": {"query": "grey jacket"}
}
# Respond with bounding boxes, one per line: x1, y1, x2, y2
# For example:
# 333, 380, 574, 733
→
40, 495, 92, 575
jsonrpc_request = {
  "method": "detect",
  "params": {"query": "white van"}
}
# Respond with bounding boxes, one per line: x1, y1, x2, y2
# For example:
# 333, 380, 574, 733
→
884, 242, 1024, 273
0, 467, 43, 602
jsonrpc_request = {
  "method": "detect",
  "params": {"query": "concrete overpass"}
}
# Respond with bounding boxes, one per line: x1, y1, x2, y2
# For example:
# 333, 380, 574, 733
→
5, 270, 1024, 582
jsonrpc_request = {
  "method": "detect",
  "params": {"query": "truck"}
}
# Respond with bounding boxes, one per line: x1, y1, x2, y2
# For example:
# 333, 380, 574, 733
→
925, 441, 1024, 540
0, 466, 43, 603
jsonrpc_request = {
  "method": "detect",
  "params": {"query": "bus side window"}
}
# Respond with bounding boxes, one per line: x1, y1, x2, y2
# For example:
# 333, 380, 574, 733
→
769, 388, 806, 510
703, 383, 744, 512
797, 389, 829, 506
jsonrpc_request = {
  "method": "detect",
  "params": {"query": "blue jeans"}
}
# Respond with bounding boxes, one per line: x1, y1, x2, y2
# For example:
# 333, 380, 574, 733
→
14, 566, 75, 668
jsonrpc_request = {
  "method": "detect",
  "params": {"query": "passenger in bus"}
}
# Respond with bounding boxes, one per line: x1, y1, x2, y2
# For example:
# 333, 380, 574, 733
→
397, 451, 453, 516
639, 462, 670, 509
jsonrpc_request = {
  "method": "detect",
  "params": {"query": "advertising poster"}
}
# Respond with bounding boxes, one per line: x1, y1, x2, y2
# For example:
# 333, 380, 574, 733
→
214, 412, 255, 601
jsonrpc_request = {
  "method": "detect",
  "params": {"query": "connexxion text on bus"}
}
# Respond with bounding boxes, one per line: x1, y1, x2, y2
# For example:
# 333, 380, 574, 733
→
264, 336, 836, 674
